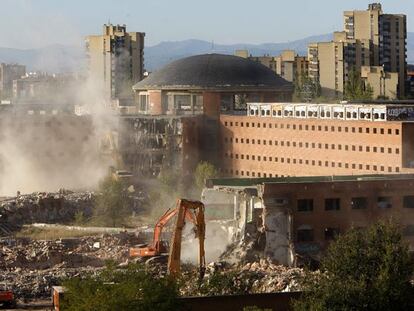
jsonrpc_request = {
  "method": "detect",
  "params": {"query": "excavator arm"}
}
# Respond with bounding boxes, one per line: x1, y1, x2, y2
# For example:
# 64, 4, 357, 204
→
129, 200, 203, 258
167, 199, 206, 279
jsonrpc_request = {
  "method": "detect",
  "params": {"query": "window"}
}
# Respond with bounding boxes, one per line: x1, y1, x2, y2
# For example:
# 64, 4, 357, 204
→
325, 198, 340, 210
297, 199, 313, 212
325, 227, 340, 240
388, 129, 392, 134
403, 225, 414, 236
297, 229, 314, 242
351, 197, 368, 209
377, 196, 392, 209
380, 128, 384, 134
396, 129, 400, 135
403, 196, 414, 208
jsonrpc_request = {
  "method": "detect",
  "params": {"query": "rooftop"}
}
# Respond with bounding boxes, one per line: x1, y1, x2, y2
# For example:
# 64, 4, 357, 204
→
206, 174, 414, 188
133, 53, 292, 92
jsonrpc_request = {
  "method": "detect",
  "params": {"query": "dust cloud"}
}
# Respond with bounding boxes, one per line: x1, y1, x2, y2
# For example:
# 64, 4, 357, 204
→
181, 220, 233, 263
0, 77, 115, 196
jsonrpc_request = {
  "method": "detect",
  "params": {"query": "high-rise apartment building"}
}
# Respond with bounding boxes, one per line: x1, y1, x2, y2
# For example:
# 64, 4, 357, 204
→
307, 34, 370, 97
238, 50, 308, 84
86, 24, 145, 100
0, 63, 26, 99
344, 3, 407, 97
309, 3, 406, 98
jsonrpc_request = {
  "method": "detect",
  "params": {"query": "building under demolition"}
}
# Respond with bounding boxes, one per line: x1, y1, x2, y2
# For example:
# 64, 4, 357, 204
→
122, 53, 293, 179
202, 174, 414, 265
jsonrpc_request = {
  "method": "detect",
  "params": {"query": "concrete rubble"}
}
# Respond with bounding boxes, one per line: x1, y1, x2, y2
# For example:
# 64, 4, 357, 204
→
0, 191, 95, 232
180, 259, 304, 296
0, 232, 142, 299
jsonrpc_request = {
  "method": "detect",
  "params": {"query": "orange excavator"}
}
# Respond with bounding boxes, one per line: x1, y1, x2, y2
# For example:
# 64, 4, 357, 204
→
129, 199, 206, 278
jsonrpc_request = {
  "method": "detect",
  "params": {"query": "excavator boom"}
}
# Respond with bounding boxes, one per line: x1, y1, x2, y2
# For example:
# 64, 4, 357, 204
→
167, 199, 206, 278
129, 198, 206, 277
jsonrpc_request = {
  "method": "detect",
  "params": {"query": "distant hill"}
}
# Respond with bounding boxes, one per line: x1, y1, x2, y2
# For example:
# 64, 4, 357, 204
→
0, 32, 412, 73
144, 33, 333, 70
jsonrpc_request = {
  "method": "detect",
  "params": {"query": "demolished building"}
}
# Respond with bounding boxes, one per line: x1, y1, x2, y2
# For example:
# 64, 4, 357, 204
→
125, 53, 293, 180
202, 174, 414, 266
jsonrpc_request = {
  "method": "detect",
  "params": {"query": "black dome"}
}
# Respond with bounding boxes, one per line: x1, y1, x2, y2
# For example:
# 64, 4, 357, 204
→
133, 54, 292, 91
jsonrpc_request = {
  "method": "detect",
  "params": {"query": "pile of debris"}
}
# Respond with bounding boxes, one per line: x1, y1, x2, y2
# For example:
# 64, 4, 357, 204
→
1, 267, 102, 299
0, 232, 143, 298
0, 190, 95, 231
180, 259, 304, 296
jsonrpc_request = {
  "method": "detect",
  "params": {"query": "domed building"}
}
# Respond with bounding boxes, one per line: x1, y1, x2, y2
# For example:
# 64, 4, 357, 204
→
119, 54, 292, 180
133, 53, 293, 116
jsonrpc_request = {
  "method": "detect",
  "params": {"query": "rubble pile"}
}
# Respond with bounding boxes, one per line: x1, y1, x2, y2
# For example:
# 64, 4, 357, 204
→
0, 232, 142, 298
1, 267, 102, 299
180, 259, 304, 296
0, 191, 95, 230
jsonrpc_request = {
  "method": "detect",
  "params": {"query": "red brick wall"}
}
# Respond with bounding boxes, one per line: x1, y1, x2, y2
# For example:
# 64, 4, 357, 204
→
262, 179, 414, 250
219, 115, 414, 178
148, 90, 163, 115
202, 92, 220, 118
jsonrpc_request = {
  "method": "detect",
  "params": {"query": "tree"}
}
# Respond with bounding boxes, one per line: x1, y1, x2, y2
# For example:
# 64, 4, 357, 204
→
345, 68, 373, 101
194, 161, 218, 190
294, 72, 321, 102
293, 222, 414, 311
62, 263, 181, 311
94, 175, 131, 227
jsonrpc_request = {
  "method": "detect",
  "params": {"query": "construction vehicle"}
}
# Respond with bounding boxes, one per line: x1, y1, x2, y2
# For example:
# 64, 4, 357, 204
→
130, 199, 206, 278
0, 283, 16, 309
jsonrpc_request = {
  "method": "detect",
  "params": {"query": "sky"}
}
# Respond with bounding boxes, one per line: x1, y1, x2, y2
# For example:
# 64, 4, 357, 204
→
1, 0, 413, 49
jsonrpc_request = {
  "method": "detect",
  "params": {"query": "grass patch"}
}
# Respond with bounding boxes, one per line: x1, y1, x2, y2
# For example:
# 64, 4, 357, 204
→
15, 226, 103, 240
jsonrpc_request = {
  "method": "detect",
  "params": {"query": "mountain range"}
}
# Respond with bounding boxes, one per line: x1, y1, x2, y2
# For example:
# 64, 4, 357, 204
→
0, 33, 412, 73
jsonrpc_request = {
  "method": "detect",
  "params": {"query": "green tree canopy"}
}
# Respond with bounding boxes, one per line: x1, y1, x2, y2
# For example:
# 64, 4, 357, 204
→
293, 222, 414, 311
94, 175, 131, 227
194, 161, 218, 190
62, 263, 180, 311
294, 72, 321, 102
345, 68, 373, 101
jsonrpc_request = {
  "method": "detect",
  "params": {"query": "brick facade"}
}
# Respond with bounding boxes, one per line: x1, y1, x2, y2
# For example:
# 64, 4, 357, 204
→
220, 114, 414, 178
